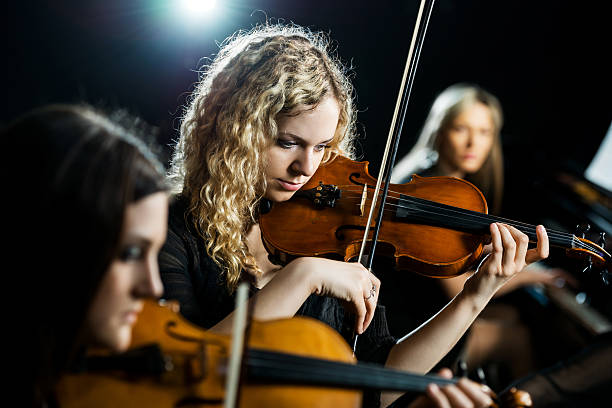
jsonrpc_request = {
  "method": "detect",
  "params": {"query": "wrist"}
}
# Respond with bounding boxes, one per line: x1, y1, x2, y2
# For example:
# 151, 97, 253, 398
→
456, 284, 491, 315
287, 257, 322, 296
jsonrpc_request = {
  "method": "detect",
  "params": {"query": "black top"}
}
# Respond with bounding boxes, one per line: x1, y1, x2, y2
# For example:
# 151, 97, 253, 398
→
158, 195, 397, 407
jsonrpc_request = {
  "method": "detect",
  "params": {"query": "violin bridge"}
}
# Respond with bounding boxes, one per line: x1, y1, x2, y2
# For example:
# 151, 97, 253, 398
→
360, 184, 368, 216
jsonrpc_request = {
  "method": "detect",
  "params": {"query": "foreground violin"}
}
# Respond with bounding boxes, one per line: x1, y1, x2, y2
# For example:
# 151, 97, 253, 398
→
260, 156, 610, 278
57, 299, 531, 407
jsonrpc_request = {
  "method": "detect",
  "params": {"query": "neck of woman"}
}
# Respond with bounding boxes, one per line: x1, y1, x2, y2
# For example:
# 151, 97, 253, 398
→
435, 160, 465, 179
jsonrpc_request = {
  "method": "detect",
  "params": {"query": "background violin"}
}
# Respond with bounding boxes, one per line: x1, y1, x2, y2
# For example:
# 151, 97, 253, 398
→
56, 299, 532, 408
259, 156, 611, 278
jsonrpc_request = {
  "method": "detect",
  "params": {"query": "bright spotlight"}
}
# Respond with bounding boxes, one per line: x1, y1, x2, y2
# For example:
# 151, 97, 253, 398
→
179, 0, 217, 17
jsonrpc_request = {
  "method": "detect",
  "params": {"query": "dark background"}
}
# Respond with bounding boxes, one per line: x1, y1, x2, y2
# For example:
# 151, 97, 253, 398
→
3, 0, 610, 218
4, 0, 611, 385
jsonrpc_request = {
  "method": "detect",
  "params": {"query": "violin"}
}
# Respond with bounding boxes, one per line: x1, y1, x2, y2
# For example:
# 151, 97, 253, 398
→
56, 299, 532, 408
259, 155, 611, 278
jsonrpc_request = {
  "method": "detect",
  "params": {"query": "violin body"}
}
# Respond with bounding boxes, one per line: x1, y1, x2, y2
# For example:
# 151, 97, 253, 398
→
260, 155, 610, 277
261, 155, 488, 278
56, 299, 362, 408
57, 300, 533, 408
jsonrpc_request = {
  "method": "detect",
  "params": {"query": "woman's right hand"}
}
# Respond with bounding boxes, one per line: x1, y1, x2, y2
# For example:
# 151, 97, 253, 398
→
288, 257, 380, 334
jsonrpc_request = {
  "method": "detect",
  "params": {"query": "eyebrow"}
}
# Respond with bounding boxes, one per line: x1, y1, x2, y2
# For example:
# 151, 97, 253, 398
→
121, 235, 153, 247
278, 132, 334, 145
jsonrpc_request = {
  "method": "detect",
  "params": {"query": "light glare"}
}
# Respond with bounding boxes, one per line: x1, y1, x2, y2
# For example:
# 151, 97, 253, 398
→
180, 0, 217, 16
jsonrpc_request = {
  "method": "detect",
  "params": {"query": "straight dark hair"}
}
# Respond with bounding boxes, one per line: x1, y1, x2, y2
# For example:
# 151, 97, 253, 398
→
4, 104, 167, 406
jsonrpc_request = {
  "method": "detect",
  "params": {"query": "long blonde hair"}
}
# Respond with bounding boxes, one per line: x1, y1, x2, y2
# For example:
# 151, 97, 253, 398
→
168, 24, 357, 291
392, 83, 504, 213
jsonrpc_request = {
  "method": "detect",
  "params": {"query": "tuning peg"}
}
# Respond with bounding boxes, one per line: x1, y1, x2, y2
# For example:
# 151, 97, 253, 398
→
476, 367, 488, 385
598, 232, 606, 250
456, 359, 468, 377
601, 269, 610, 286
575, 223, 591, 239
582, 257, 593, 274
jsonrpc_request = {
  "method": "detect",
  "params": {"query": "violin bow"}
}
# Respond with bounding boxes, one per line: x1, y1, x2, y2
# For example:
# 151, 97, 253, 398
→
353, 0, 436, 352
224, 282, 250, 408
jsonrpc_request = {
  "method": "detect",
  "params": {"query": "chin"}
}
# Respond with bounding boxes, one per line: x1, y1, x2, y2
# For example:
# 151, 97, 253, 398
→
114, 334, 132, 353
265, 189, 297, 203
460, 163, 482, 175
104, 327, 132, 353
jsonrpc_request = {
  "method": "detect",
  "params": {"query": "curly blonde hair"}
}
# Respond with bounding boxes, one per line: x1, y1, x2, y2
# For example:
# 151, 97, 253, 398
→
168, 24, 358, 291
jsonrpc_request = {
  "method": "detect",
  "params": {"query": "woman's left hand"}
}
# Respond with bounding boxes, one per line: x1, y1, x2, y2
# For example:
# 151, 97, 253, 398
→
463, 223, 549, 304
403, 368, 494, 408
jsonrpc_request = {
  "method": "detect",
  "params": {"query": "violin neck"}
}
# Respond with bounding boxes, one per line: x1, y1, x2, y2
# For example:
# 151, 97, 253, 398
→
246, 348, 455, 392
396, 194, 576, 250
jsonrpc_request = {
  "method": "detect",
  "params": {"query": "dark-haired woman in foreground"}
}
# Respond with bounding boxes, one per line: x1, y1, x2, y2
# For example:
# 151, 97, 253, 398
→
5, 105, 169, 407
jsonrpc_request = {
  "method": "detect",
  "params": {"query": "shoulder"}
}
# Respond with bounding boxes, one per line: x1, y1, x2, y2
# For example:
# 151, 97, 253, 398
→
160, 194, 199, 268
166, 194, 201, 242
167, 194, 190, 229
417, 165, 438, 177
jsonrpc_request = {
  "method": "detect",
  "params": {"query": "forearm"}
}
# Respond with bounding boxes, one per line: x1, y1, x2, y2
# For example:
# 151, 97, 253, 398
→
385, 289, 491, 373
380, 291, 490, 407
442, 272, 519, 300
211, 260, 314, 334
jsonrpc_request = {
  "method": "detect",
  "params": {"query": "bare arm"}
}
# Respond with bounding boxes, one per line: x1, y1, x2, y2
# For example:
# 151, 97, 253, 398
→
211, 257, 380, 335
380, 224, 549, 407
438, 260, 575, 300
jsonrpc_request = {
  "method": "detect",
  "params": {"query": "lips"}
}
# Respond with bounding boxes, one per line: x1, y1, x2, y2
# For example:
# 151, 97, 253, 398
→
124, 310, 139, 325
124, 304, 143, 325
277, 179, 304, 191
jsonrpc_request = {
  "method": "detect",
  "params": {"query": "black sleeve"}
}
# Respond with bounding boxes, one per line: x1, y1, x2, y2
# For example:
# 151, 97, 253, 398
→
158, 197, 235, 329
158, 205, 207, 326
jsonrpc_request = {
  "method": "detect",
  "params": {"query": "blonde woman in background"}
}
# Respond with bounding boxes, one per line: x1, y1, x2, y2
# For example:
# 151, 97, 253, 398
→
390, 83, 574, 384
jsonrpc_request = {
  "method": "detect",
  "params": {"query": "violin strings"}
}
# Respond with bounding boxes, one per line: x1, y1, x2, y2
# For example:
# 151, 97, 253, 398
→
388, 199, 604, 256
310, 183, 606, 257
384, 200, 600, 255
337, 189, 574, 243
339, 185, 568, 232
340, 185, 573, 243
333, 189, 603, 255
246, 348, 456, 392
381, 199, 600, 255
337, 187, 571, 243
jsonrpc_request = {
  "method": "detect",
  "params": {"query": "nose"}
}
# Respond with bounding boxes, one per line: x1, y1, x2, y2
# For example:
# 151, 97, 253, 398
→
290, 150, 317, 177
135, 257, 164, 299
465, 130, 474, 147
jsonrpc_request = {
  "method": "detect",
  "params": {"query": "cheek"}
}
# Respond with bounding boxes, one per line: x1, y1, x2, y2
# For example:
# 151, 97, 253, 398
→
264, 148, 285, 177
312, 153, 325, 172
477, 136, 494, 158
440, 134, 463, 161
84, 266, 130, 349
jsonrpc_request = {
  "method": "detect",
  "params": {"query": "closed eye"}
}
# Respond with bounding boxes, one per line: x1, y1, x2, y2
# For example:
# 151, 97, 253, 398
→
314, 144, 331, 152
277, 139, 298, 149
119, 244, 145, 262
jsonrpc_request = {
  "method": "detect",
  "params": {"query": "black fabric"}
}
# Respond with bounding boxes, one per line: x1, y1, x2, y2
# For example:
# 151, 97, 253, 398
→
158, 194, 397, 407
